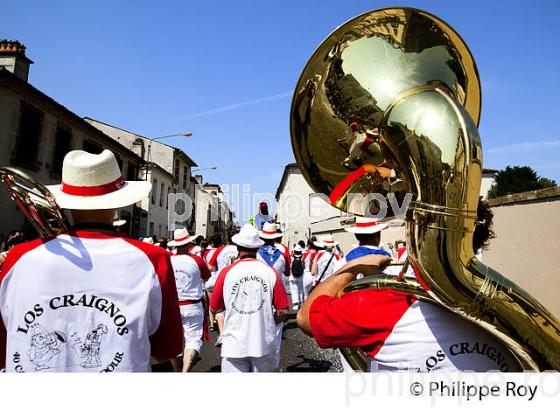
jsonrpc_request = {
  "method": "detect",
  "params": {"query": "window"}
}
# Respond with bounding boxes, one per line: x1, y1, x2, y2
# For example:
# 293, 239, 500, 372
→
126, 164, 138, 181
149, 222, 154, 236
14, 101, 44, 169
182, 166, 188, 190
51, 125, 72, 178
83, 139, 103, 154
166, 186, 170, 209
174, 158, 180, 182
151, 178, 158, 205
159, 182, 164, 207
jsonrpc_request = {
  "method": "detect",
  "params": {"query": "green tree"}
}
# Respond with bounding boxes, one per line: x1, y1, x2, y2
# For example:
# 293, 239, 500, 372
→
487, 166, 557, 199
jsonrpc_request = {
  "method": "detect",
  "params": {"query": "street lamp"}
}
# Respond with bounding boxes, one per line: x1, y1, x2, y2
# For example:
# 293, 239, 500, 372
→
143, 131, 193, 179
192, 166, 218, 172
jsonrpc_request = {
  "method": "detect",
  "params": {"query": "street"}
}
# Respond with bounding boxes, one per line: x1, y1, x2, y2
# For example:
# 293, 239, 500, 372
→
192, 311, 342, 372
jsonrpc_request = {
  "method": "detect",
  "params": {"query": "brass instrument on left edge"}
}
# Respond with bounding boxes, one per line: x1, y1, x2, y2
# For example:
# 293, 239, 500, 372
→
0, 167, 69, 238
290, 7, 560, 371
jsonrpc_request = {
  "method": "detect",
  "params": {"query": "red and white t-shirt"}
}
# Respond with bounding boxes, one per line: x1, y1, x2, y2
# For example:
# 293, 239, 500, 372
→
210, 258, 289, 358
214, 245, 239, 272
309, 289, 519, 372
0, 230, 183, 373
303, 249, 317, 272
313, 251, 340, 282
190, 245, 202, 258
170, 254, 211, 302
274, 242, 291, 276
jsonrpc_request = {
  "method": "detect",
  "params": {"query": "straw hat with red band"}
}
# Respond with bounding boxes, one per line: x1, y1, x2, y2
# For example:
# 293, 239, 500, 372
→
258, 222, 282, 239
168, 228, 197, 247
46, 150, 152, 210
314, 234, 339, 248
344, 216, 389, 234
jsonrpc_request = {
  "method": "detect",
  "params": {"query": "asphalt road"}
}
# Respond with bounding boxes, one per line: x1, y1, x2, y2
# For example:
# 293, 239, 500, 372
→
190, 312, 343, 373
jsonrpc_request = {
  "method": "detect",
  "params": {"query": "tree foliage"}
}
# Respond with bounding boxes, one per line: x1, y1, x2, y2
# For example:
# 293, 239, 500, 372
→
487, 166, 557, 199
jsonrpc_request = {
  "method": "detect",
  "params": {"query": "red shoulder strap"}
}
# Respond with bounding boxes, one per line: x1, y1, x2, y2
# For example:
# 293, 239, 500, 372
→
208, 245, 225, 268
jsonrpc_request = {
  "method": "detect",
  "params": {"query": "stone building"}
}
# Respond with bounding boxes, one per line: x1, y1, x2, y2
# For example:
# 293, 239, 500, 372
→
0, 41, 144, 238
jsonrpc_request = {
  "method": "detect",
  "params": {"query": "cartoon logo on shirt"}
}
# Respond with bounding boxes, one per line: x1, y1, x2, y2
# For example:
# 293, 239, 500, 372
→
11, 295, 130, 372
26, 323, 67, 371
230, 276, 268, 315
69, 324, 108, 368
175, 269, 192, 297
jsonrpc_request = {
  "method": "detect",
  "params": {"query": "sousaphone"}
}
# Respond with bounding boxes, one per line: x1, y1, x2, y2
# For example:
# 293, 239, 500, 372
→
290, 7, 560, 370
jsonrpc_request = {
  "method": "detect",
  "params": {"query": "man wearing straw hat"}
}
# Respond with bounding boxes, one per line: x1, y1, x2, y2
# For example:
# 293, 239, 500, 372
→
168, 228, 212, 372
334, 216, 391, 273
210, 224, 289, 372
0, 150, 183, 372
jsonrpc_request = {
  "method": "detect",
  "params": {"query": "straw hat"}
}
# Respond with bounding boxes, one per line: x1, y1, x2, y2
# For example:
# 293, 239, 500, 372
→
314, 234, 339, 248
168, 228, 196, 247
233, 224, 264, 249
259, 222, 283, 240
46, 150, 151, 210
344, 216, 389, 234
142, 237, 154, 244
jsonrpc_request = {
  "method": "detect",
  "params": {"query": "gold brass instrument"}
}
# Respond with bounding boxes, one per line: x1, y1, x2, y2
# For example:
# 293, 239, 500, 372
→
290, 7, 560, 370
0, 167, 69, 238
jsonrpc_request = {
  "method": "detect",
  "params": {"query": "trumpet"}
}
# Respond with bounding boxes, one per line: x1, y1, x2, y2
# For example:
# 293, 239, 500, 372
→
0, 167, 68, 238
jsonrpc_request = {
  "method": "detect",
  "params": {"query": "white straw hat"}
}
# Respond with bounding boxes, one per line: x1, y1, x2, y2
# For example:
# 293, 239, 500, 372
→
344, 216, 389, 234
314, 234, 339, 248
46, 150, 151, 210
259, 222, 283, 239
168, 228, 196, 247
233, 223, 264, 249
142, 237, 154, 244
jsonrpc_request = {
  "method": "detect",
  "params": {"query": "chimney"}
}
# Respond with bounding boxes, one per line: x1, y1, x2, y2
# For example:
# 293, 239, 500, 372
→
195, 175, 203, 185
0, 40, 33, 82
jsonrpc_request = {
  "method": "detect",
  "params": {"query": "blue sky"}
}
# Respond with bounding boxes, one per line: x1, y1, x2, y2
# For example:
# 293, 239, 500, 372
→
2, 0, 560, 222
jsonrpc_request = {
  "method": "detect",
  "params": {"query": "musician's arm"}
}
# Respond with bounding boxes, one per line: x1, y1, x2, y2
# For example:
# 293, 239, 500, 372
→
297, 254, 390, 336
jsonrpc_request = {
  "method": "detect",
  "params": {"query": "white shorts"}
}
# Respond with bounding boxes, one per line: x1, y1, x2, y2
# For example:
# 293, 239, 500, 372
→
179, 302, 204, 353
221, 354, 277, 372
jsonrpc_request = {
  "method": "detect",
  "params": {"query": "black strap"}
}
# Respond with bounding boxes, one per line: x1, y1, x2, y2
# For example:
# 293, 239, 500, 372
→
311, 253, 336, 292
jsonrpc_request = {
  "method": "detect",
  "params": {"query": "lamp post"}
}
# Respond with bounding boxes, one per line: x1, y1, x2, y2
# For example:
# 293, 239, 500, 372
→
143, 131, 193, 180
192, 166, 218, 173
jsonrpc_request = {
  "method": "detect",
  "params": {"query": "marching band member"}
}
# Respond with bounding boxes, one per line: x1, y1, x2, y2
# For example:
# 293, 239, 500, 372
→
257, 222, 290, 370
302, 237, 319, 299
289, 245, 305, 310
210, 224, 289, 372
254, 202, 273, 230
168, 228, 211, 372
207, 233, 239, 347
333, 216, 391, 273
0, 150, 183, 372
297, 212, 519, 372
311, 234, 340, 285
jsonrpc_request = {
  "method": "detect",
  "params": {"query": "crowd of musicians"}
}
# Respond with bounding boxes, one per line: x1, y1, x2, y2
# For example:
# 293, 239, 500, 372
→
0, 149, 517, 373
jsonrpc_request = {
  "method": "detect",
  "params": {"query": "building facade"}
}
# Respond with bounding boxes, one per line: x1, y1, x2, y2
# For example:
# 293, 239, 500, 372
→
0, 41, 144, 238
84, 118, 198, 239
275, 163, 500, 252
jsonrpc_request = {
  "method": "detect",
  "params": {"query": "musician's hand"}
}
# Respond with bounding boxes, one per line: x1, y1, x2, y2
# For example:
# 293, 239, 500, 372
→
335, 254, 392, 278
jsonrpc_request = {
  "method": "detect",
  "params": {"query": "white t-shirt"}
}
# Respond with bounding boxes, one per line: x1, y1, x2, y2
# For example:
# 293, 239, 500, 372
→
313, 250, 340, 282
0, 230, 183, 373
170, 254, 211, 301
216, 245, 239, 272
190, 245, 202, 258
210, 258, 289, 358
311, 289, 519, 371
